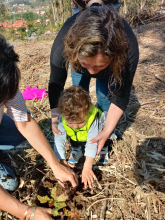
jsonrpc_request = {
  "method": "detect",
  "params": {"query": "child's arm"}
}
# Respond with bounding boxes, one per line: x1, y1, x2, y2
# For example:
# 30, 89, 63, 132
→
54, 116, 67, 161
82, 117, 99, 189
82, 156, 97, 189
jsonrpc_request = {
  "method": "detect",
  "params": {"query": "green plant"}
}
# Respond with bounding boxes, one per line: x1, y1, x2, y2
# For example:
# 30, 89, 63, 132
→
37, 186, 79, 220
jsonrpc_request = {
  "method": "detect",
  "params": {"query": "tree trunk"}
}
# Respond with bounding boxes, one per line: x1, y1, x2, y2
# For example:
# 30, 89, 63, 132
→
50, 0, 57, 25
123, 0, 127, 14
140, 0, 146, 9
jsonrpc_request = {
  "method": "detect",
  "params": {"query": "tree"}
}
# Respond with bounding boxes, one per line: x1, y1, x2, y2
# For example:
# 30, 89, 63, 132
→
48, 0, 73, 25
22, 11, 39, 21
0, 1, 8, 22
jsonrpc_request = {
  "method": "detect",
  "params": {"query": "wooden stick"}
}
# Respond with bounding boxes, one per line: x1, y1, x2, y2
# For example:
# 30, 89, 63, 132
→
100, 187, 109, 220
155, 74, 165, 83
146, 196, 151, 220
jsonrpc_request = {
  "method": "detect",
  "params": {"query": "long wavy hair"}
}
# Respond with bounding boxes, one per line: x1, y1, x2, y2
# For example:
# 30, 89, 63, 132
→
64, 4, 128, 87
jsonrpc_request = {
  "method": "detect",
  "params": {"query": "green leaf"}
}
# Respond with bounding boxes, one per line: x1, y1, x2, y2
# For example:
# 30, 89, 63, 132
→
37, 195, 52, 204
54, 201, 67, 210
51, 186, 57, 199
51, 208, 59, 217
56, 193, 68, 202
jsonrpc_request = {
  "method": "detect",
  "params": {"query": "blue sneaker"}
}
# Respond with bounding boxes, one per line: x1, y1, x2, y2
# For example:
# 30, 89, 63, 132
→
68, 147, 83, 164
0, 163, 18, 191
99, 147, 109, 164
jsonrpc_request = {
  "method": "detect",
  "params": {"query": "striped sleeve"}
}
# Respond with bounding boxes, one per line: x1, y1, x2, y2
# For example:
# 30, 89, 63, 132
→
5, 90, 29, 122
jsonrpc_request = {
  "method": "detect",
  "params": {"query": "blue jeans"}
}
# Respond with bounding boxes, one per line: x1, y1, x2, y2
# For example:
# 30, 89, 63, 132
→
71, 68, 111, 112
0, 114, 25, 191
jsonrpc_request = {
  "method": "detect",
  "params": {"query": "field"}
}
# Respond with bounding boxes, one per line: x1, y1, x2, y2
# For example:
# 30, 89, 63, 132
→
0, 18, 165, 220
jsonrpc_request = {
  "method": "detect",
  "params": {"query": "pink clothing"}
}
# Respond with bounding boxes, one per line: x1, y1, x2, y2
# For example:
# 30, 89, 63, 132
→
22, 86, 47, 100
0, 89, 29, 124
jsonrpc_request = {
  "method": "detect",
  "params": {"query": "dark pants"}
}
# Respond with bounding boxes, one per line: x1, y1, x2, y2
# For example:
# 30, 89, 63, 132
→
0, 114, 25, 191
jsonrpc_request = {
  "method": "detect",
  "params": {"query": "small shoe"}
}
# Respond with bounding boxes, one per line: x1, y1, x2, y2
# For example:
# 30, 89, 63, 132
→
68, 147, 83, 164
99, 147, 109, 164
0, 163, 18, 191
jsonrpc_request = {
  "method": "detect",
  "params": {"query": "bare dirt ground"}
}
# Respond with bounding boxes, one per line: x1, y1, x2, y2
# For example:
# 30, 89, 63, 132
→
0, 19, 165, 220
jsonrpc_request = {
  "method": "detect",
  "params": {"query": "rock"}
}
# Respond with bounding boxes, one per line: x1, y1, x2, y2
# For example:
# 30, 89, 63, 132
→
44, 30, 51, 36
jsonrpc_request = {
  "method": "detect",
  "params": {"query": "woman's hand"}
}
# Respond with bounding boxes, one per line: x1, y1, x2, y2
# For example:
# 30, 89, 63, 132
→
90, 128, 110, 154
90, 104, 123, 154
0, 187, 52, 220
51, 117, 61, 135
53, 162, 78, 188
33, 207, 53, 220
82, 168, 97, 189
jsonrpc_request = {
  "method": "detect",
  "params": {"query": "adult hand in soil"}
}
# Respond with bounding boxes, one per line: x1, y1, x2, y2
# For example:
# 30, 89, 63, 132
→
82, 168, 97, 189
54, 163, 78, 188
33, 207, 53, 220
51, 117, 61, 135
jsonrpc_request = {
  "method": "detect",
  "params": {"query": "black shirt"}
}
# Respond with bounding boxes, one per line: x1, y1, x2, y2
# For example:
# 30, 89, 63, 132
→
49, 13, 139, 111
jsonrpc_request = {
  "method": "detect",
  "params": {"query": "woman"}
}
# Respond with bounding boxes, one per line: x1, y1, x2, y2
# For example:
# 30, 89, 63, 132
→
49, 3, 139, 155
0, 34, 78, 220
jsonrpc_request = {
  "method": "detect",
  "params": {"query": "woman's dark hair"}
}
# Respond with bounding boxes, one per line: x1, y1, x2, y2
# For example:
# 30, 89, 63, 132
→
64, 5, 128, 86
0, 34, 20, 104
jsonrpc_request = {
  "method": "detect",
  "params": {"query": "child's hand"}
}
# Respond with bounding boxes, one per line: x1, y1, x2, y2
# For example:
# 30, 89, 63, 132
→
82, 167, 97, 189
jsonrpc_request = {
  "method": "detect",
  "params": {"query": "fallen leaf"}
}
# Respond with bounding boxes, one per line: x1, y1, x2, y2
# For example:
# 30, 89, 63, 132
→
159, 98, 164, 105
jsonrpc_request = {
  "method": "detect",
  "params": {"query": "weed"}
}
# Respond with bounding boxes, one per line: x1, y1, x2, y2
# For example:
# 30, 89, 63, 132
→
37, 186, 79, 219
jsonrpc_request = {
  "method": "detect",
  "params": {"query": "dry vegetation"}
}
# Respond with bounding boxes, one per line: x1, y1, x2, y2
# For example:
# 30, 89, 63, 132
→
0, 14, 165, 220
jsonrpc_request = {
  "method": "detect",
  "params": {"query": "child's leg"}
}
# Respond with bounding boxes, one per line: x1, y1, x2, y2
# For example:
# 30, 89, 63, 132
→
68, 143, 83, 165
99, 139, 111, 164
98, 111, 115, 164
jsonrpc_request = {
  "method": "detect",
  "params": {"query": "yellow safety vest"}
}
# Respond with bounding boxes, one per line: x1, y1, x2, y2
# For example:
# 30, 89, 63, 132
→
62, 105, 102, 142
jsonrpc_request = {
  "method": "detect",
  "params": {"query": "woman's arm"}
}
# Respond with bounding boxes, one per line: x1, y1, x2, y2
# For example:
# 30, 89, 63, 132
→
90, 103, 123, 154
49, 62, 66, 135
15, 113, 78, 188
0, 185, 53, 220
51, 107, 61, 135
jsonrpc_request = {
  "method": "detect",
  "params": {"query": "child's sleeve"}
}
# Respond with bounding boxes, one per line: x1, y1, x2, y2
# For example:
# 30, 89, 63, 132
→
54, 116, 67, 160
85, 117, 99, 158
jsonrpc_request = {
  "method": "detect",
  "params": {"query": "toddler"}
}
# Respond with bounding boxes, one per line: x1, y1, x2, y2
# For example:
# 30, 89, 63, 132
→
54, 86, 109, 188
